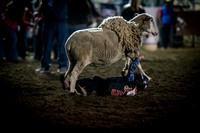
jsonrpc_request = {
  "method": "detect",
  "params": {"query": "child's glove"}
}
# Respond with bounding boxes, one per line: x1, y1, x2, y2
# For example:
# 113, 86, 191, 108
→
126, 86, 137, 96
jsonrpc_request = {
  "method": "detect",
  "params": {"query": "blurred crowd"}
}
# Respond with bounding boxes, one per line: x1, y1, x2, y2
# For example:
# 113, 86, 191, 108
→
0, 0, 101, 65
0, 0, 41, 62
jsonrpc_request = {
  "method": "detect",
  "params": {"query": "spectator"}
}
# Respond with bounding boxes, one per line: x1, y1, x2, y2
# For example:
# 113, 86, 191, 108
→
33, 0, 43, 61
0, 0, 19, 62
121, 0, 147, 48
35, 0, 70, 74
121, 0, 145, 21
157, 0, 176, 49
67, 0, 100, 35
17, 4, 35, 59
172, 3, 186, 48
33, 0, 58, 62
87, 0, 101, 28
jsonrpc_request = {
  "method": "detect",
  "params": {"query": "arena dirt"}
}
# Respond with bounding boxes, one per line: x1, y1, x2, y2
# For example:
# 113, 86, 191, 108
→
1, 47, 200, 132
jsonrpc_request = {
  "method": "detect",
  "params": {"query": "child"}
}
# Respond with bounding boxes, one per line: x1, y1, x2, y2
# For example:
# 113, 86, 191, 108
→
104, 54, 147, 96
124, 54, 145, 96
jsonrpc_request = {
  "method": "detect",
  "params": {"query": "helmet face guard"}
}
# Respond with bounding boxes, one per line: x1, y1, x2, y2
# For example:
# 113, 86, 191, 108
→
134, 73, 149, 91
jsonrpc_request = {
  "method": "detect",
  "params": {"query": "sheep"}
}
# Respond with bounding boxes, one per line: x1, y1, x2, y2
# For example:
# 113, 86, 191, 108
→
64, 13, 158, 94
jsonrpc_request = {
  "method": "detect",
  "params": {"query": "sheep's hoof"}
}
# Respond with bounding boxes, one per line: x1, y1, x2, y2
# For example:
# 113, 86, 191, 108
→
62, 84, 69, 90
69, 91, 76, 96
59, 74, 65, 84
148, 77, 152, 81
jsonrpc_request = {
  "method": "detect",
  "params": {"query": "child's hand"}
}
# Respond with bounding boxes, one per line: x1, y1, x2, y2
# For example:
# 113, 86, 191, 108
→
138, 55, 144, 60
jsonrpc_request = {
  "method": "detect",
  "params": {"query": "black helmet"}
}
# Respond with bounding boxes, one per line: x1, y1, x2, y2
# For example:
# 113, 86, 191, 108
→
134, 73, 149, 91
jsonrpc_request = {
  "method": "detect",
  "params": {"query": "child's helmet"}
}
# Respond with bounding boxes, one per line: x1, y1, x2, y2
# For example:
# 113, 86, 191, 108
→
134, 73, 149, 91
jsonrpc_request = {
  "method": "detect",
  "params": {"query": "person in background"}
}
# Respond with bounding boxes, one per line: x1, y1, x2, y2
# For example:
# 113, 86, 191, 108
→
17, 4, 35, 60
32, 0, 43, 61
67, 0, 100, 35
121, 0, 145, 21
172, 3, 186, 48
157, 0, 176, 49
87, 0, 101, 28
0, 0, 19, 62
121, 0, 148, 50
35, 0, 70, 74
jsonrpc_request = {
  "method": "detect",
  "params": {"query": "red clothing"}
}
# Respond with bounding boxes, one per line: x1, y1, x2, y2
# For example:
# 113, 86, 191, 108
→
4, 18, 18, 30
22, 7, 34, 26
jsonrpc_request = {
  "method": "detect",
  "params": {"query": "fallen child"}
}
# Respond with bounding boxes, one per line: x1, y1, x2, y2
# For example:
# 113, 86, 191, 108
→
61, 55, 149, 96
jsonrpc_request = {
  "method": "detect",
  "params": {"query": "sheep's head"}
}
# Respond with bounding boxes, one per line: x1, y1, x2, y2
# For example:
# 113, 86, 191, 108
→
129, 13, 158, 36
142, 16, 158, 36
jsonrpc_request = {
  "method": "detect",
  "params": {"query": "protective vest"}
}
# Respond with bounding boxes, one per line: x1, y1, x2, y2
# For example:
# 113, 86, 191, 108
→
161, 6, 173, 24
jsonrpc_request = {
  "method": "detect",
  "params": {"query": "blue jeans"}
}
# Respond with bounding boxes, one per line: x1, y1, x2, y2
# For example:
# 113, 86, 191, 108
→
159, 24, 172, 48
1, 27, 18, 60
41, 20, 69, 69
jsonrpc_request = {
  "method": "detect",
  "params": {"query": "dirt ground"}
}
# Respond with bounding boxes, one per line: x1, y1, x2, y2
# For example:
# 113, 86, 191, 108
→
1, 45, 200, 132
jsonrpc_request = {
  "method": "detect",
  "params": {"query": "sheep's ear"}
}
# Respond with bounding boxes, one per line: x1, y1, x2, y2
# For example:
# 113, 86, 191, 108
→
129, 13, 139, 22
134, 13, 139, 17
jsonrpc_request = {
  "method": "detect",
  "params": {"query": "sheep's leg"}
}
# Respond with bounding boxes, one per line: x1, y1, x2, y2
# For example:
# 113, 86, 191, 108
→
64, 61, 74, 89
122, 57, 131, 76
69, 61, 89, 93
137, 63, 152, 81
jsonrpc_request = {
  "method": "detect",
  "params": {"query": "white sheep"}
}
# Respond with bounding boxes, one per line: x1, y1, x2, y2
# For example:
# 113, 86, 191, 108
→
64, 13, 158, 94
